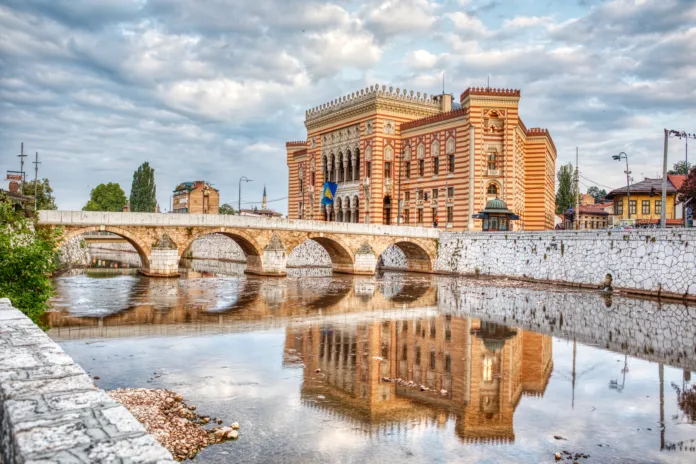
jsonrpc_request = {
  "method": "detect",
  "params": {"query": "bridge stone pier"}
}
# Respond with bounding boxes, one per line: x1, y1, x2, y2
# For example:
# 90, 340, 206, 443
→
39, 211, 439, 277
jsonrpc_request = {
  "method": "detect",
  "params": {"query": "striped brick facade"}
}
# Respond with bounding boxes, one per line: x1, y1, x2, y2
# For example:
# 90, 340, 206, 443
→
287, 86, 556, 231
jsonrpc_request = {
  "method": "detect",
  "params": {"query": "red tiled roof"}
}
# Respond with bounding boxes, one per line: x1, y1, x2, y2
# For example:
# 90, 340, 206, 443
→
667, 174, 686, 190
401, 108, 467, 131
606, 177, 679, 198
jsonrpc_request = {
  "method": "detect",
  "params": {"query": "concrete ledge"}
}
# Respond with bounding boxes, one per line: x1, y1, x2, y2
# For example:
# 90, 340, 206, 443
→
0, 298, 175, 464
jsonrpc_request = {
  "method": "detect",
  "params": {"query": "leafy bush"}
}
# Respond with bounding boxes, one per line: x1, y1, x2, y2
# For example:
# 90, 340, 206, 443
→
0, 200, 60, 328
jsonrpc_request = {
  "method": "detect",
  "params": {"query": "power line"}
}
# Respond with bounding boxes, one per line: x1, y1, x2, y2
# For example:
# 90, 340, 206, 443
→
578, 173, 616, 191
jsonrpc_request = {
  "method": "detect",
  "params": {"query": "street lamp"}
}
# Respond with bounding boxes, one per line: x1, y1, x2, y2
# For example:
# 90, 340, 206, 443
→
612, 152, 631, 220
238, 176, 252, 215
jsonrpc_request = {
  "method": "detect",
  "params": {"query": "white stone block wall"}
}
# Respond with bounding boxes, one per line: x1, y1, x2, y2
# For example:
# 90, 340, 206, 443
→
378, 245, 408, 268
436, 278, 696, 370
0, 298, 175, 463
287, 240, 331, 267
59, 237, 91, 266
186, 234, 246, 261
435, 229, 696, 297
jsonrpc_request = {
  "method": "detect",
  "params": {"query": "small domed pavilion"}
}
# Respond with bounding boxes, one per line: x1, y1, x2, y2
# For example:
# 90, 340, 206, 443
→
472, 198, 520, 231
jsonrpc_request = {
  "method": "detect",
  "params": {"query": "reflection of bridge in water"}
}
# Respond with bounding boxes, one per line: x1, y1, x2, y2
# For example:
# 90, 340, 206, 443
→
285, 316, 552, 443
47, 274, 437, 340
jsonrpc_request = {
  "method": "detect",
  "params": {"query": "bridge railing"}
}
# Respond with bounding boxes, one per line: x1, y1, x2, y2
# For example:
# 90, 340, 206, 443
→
38, 211, 440, 239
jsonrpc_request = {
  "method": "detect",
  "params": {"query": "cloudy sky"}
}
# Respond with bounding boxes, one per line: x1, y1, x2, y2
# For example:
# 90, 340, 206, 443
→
1, 0, 694, 213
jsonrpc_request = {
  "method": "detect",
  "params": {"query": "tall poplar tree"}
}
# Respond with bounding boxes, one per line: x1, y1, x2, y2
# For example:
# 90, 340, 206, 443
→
129, 162, 157, 212
555, 163, 574, 214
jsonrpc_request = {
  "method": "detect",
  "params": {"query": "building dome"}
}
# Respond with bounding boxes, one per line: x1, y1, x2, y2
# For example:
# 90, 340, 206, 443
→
481, 198, 511, 214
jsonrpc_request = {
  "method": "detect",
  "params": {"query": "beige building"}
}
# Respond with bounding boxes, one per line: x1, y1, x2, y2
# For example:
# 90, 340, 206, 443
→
286, 85, 557, 231
285, 315, 552, 442
172, 181, 219, 214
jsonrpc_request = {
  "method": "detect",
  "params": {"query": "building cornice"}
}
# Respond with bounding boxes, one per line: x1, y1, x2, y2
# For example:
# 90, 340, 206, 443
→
305, 85, 442, 131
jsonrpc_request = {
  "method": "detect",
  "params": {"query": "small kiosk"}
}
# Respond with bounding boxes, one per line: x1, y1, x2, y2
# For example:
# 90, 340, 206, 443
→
472, 198, 520, 231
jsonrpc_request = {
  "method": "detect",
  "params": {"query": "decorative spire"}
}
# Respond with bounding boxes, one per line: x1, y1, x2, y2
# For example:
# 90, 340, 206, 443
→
262, 184, 267, 210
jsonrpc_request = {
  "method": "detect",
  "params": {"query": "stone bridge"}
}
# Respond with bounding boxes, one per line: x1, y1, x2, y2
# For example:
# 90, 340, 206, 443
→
39, 211, 439, 277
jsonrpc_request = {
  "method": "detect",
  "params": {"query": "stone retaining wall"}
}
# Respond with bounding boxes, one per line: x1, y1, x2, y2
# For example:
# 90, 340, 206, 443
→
0, 298, 175, 463
436, 278, 696, 371
58, 237, 90, 267
435, 229, 696, 299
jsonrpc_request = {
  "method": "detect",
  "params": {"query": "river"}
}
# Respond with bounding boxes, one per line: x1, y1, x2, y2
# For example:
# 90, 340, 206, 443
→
46, 250, 696, 463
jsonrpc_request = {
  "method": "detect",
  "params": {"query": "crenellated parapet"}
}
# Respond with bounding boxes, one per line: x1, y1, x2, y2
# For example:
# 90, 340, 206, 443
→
286, 140, 307, 147
460, 87, 521, 101
525, 128, 556, 153
305, 84, 441, 126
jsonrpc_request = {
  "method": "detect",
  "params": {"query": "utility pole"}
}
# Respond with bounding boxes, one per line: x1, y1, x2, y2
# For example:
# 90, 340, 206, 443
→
661, 129, 669, 228
575, 148, 579, 230
238, 176, 252, 215
18, 143, 27, 194
33, 152, 40, 211
667, 130, 696, 227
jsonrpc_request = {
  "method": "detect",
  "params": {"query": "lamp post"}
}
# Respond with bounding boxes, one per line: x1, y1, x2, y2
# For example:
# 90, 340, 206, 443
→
238, 176, 252, 215
668, 130, 696, 228
612, 152, 631, 221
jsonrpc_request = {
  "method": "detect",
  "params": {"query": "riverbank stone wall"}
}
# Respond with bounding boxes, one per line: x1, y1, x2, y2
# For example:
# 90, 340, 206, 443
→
435, 229, 696, 298
0, 298, 175, 463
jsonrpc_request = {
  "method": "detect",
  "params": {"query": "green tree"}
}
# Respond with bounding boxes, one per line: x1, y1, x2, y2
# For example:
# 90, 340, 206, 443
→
556, 163, 575, 214
587, 186, 607, 203
22, 178, 58, 210
668, 160, 692, 175
0, 199, 59, 328
219, 203, 236, 215
129, 162, 157, 212
82, 183, 127, 212
678, 166, 696, 209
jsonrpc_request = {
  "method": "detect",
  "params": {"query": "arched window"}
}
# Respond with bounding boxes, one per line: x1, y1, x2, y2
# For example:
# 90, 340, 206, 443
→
487, 184, 498, 196
417, 144, 425, 159
487, 151, 497, 171
446, 138, 455, 154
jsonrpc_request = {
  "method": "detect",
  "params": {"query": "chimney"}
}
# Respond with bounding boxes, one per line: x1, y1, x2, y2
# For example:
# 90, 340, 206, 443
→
9, 181, 19, 193
439, 93, 452, 112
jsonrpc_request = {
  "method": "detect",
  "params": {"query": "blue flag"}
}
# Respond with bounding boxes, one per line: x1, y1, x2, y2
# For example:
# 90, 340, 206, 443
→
321, 182, 338, 205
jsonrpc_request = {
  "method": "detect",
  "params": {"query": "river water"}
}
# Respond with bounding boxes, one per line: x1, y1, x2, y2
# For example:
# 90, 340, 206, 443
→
46, 252, 696, 463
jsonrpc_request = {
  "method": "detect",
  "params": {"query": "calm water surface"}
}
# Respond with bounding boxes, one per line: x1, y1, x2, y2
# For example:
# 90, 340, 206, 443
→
47, 253, 696, 463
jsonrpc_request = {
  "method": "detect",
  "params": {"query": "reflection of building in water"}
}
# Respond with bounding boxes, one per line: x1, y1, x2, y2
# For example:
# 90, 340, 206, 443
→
285, 315, 552, 442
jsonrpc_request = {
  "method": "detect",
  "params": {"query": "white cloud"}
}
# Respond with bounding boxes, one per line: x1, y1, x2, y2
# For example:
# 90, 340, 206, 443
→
503, 16, 553, 29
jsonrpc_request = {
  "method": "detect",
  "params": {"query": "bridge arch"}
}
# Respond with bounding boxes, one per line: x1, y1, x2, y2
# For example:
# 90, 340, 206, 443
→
59, 226, 150, 268
377, 239, 434, 273
290, 234, 355, 274
179, 228, 265, 272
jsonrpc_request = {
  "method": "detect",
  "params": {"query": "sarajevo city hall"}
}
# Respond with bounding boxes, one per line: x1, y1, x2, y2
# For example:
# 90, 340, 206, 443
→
286, 85, 557, 231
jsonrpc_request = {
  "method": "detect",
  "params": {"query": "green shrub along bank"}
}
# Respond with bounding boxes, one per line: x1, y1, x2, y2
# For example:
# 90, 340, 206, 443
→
0, 201, 60, 329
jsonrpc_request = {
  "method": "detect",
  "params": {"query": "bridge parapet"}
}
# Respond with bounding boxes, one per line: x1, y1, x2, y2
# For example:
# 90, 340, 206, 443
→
38, 211, 439, 239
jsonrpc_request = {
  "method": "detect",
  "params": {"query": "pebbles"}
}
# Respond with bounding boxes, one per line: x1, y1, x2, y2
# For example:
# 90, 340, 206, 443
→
108, 388, 240, 461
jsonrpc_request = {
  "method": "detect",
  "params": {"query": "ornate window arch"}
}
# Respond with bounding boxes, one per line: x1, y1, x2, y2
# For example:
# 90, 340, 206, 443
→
486, 181, 501, 198
404, 146, 411, 161
446, 138, 455, 154
365, 146, 372, 162
431, 140, 440, 157
417, 144, 425, 159
384, 145, 394, 161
